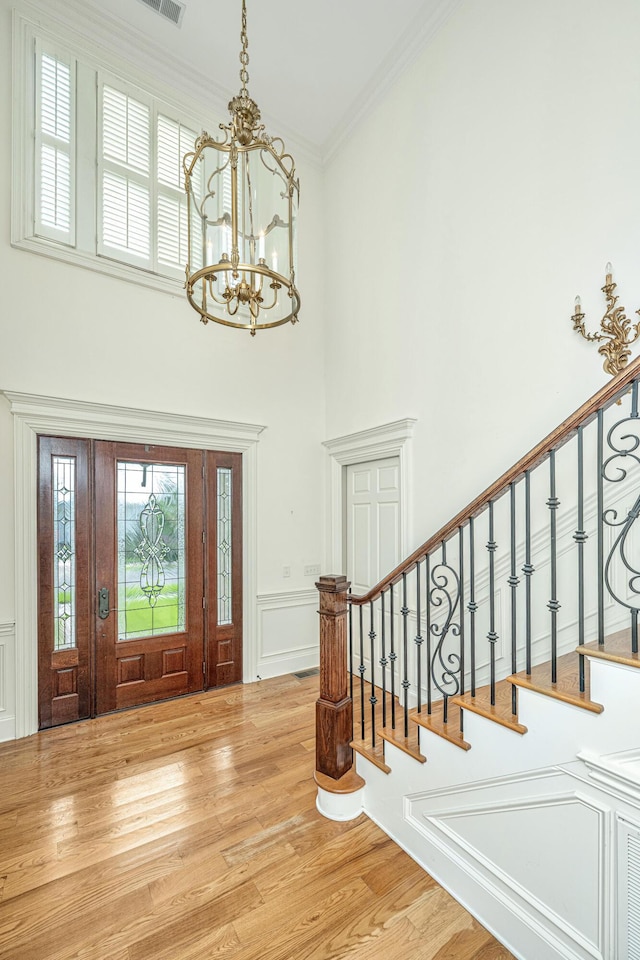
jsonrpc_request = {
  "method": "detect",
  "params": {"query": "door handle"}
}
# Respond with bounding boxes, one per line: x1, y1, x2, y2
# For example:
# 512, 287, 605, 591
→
98, 587, 110, 620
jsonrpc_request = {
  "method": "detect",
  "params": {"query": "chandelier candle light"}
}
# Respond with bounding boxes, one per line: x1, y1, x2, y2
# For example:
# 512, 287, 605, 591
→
183, 0, 300, 334
572, 263, 640, 376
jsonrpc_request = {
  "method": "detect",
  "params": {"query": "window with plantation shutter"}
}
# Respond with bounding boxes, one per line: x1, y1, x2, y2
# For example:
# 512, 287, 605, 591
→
14, 16, 210, 292
35, 45, 75, 244
99, 83, 151, 265
157, 114, 201, 273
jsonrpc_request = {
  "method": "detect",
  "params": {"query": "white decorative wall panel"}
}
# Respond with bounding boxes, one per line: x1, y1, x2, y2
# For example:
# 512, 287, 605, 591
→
0, 622, 16, 741
256, 590, 318, 680
406, 769, 611, 959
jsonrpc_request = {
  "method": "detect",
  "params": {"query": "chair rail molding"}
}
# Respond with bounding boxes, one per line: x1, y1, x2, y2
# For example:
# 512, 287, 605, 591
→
3, 390, 265, 738
323, 418, 416, 573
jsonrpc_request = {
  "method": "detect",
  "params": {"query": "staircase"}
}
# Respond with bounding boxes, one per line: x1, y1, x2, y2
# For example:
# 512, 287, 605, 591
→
315, 357, 640, 960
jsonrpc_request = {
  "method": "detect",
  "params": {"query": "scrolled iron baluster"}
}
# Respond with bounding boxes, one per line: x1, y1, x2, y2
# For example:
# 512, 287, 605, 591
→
601, 379, 640, 653
426, 554, 432, 715
429, 540, 462, 724
597, 410, 604, 643
458, 528, 465, 733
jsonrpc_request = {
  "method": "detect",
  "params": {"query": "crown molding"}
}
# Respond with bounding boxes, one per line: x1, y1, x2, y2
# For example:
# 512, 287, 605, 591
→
15, 0, 463, 170
322, 0, 464, 165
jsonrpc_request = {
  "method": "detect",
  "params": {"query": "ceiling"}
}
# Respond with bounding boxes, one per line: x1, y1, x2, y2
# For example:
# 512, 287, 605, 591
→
57, 0, 462, 159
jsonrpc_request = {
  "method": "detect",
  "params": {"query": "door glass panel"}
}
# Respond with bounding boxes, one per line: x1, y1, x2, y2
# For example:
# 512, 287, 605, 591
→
217, 467, 232, 625
53, 455, 76, 650
117, 461, 186, 640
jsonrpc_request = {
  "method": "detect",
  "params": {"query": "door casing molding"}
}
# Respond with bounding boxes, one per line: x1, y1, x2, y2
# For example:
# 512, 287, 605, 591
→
4, 390, 265, 738
323, 418, 416, 575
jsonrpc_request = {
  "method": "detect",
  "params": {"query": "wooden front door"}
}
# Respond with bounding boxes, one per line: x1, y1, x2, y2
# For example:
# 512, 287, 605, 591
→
37, 437, 243, 728
94, 442, 206, 713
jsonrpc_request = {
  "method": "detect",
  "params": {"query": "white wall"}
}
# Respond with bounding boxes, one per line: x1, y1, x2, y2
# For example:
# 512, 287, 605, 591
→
0, 0, 327, 735
324, 0, 640, 557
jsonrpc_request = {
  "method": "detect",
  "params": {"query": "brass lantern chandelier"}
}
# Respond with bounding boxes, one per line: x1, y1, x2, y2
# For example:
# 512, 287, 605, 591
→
183, 0, 300, 335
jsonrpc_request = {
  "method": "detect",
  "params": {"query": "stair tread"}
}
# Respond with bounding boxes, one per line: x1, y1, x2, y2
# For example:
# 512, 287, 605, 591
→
410, 701, 471, 750
577, 628, 640, 669
508, 651, 603, 714
378, 725, 427, 763
453, 680, 527, 734
350, 737, 391, 774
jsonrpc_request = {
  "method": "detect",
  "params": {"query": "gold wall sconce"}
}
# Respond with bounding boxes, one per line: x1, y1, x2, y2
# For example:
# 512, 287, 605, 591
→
572, 264, 640, 377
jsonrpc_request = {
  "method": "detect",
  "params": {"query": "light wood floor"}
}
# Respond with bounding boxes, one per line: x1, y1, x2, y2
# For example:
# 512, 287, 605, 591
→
0, 674, 515, 959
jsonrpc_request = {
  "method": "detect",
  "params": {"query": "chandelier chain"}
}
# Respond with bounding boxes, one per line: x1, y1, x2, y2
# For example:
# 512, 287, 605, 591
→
239, 0, 249, 96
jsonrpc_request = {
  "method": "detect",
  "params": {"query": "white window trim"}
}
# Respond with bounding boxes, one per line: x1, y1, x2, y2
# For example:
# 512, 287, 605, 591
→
11, 9, 208, 297
323, 419, 416, 575
4, 390, 265, 739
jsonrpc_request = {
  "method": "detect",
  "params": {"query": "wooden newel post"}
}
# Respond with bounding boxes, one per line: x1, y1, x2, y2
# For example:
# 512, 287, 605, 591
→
315, 575, 353, 780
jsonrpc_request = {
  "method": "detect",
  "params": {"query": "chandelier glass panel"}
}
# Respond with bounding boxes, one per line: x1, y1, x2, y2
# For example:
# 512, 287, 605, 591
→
183, 1, 300, 335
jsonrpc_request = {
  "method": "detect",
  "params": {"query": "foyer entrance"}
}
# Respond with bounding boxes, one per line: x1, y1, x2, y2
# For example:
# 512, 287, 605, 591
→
37, 436, 242, 729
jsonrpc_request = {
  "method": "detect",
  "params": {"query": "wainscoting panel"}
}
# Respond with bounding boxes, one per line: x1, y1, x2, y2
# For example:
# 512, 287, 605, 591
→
256, 589, 318, 680
0, 622, 16, 741
406, 768, 611, 960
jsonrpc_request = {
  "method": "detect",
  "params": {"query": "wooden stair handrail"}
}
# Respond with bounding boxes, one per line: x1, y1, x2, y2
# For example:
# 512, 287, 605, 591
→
349, 354, 640, 606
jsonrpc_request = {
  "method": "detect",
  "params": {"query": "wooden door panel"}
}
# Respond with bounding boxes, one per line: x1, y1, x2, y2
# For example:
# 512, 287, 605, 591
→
95, 441, 205, 714
38, 437, 92, 729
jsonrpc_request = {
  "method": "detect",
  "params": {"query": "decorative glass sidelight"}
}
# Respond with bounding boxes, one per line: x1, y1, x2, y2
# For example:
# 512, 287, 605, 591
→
217, 467, 233, 625
53, 456, 76, 650
117, 461, 186, 640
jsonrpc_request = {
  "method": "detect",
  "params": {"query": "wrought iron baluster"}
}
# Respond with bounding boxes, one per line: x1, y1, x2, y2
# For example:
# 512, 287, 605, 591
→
508, 482, 520, 714
389, 585, 397, 729
602, 379, 640, 655
442, 541, 449, 723
458, 528, 465, 733
547, 450, 560, 683
523, 470, 534, 675
597, 409, 604, 644
468, 517, 476, 698
369, 600, 377, 748
415, 561, 423, 713
574, 426, 587, 692
430, 539, 461, 725
426, 554, 432, 715
633, 381, 639, 656
487, 502, 498, 706
380, 590, 387, 728
358, 604, 365, 741
348, 591, 354, 739
401, 572, 410, 738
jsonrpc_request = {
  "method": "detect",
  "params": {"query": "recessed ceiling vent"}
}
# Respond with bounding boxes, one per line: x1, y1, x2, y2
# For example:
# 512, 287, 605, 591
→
136, 0, 186, 28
